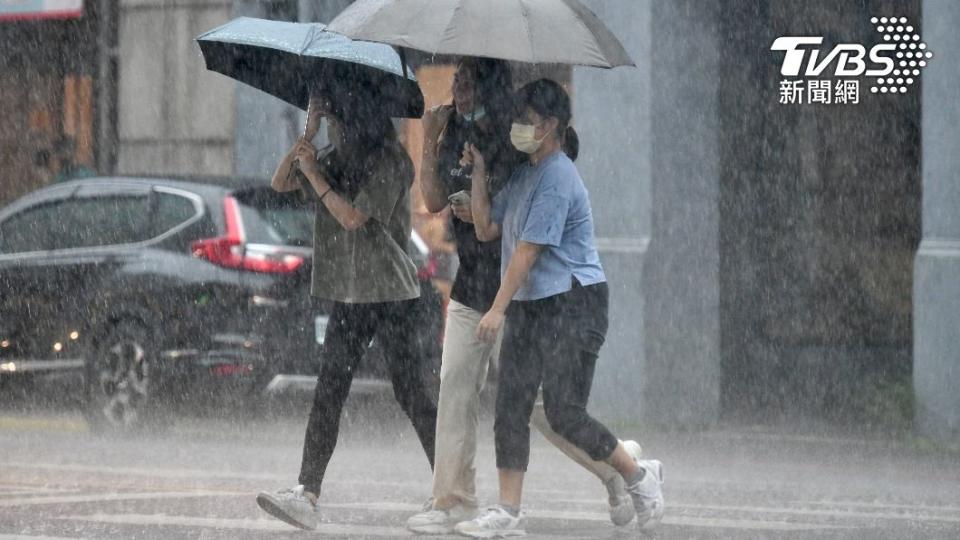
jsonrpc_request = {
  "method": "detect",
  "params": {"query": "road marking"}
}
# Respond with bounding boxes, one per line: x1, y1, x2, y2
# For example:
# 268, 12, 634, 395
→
0, 416, 87, 432
0, 490, 240, 507
315, 501, 843, 531
0, 535, 94, 540
62, 514, 410, 537
6, 463, 960, 529
1, 461, 283, 482
57, 506, 841, 534
793, 499, 960, 513
680, 503, 960, 524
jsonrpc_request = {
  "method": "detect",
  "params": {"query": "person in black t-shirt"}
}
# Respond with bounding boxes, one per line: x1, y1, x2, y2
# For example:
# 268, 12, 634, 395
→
407, 60, 637, 535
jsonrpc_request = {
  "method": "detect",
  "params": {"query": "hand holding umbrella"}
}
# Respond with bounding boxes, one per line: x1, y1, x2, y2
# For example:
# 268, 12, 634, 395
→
422, 104, 455, 144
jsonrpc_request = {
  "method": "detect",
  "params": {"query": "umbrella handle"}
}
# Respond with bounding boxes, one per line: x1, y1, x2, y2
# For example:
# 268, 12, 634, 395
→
304, 95, 322, 141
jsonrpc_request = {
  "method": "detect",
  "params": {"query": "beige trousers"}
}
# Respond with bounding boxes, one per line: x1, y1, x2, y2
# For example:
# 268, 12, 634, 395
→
431, 300, 620, 509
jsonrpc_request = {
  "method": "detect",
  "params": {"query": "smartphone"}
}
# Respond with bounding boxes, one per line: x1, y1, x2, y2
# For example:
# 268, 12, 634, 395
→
448, 190, 471, 206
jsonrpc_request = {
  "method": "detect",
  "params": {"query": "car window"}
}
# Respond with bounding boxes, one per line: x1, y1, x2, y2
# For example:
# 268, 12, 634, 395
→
59, 195, 152, 249
151, 192, 199, 237
233, 188, 313, 247
2, 195, 152, 252
0, 202, 59, 253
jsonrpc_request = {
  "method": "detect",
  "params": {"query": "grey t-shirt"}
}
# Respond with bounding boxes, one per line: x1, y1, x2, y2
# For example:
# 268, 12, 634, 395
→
306, 143, 420, 304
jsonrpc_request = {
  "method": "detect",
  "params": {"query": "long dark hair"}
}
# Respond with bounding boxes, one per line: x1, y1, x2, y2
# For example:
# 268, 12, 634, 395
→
458, 57, 514, 133
314, 85, 409, 197
516, 78, 579, 161
437, 58, 519, 187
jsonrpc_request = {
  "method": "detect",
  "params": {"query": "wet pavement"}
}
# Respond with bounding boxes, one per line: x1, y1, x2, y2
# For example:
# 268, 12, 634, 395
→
1, 393, 959, 539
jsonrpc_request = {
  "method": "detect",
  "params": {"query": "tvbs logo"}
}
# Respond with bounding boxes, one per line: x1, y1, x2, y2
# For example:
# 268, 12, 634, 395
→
771, 16, 933, 101
771, 37, 895, 77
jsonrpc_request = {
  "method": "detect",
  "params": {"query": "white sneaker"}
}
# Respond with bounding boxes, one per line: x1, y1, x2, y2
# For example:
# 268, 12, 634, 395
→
256, 485, 318, 530
607, 440, 643, 526
627, 459, 664, 530
407, 503, 478, 534
454, 505, 526, 538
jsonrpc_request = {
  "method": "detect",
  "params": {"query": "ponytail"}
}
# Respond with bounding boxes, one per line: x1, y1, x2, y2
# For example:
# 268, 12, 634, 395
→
562, 126, 579, 162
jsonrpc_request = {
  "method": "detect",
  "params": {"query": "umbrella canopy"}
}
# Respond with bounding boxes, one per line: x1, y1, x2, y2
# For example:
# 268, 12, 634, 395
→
327, 0, 634, 68
196, 16, 424, 118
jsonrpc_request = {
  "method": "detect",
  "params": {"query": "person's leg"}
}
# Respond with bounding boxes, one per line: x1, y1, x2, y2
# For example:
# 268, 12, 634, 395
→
530, 390, 639, 526
297, 301, 376, 496
430, 301, 498, 510
539, 285, 619, 463
379, 299, 439, 469
455, 302, 542, 538
539, 284, 664, 529
258, 301, 375, 530
492, 301, 544, 505
407, 301, 498, 533
530, 393, 620, 482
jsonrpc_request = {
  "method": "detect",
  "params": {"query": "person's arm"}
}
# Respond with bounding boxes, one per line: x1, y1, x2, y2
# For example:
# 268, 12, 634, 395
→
463, 142, 501, 241
475, 241, 543, 341
270, 141, 303, 192
272, 93, 326, 193
296, 143, 370, 231
420, 105, 455, 213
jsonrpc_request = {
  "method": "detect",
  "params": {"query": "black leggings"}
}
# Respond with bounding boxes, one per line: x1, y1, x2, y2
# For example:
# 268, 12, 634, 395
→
299, 300, 437, 495
494, 282, 619, 471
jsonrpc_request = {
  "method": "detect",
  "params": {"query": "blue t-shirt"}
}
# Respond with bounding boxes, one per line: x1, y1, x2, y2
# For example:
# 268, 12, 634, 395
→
492, 151, 606, 301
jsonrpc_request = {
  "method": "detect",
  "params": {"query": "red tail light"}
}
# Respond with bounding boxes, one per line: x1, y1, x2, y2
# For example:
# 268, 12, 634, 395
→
210, 363, 254, 377
191, 196, 305, 274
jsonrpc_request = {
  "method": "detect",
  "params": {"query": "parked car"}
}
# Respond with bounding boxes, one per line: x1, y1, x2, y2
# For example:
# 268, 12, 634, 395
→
0, 176, 444, 432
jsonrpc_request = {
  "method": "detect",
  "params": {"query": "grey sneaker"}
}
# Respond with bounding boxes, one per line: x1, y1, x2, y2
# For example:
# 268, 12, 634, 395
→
607, 440, 643, 526
627, 459, 664, 530
605, 475, 634, 526
454, 505, 526, 538
256, 485, 318, 530
407, 503, 478, 534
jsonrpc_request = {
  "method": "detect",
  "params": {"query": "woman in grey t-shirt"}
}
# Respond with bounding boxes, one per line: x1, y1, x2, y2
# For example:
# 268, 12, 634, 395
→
255, 92, 437, 531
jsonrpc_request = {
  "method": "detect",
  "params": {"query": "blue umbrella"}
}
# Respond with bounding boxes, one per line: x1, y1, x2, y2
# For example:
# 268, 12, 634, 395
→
196, 17, 424, 118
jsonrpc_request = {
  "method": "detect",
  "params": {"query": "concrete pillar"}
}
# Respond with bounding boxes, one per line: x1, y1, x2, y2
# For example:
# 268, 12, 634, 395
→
641, 0, 722, 428
573, 0, 651, 421
914, 0, 960, 445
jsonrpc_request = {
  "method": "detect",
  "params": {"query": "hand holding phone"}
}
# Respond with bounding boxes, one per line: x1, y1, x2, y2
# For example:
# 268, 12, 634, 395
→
448, 190, 471, 207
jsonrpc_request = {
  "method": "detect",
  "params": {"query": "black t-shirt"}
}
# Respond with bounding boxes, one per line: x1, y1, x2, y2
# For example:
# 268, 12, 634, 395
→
437, 114, 523, 313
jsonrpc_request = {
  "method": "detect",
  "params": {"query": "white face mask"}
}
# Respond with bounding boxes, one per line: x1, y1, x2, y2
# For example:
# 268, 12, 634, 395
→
510, 122, 547, 154
459, 105, 486, 123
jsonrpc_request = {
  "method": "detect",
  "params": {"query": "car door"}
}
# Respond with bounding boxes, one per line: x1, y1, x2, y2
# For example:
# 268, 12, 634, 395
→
0, 185, 85, 370
0, 184, 153, 373
54, 184, 155, 341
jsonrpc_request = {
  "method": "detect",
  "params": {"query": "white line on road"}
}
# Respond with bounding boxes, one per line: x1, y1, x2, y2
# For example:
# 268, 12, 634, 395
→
792, 499, 960, 513
0, 490, 239, 507
680, 502, 960, 524
60, 510, 839, 536
62, 514, 411, 537
315, 501, 843, 532
0, 535, 94, 540
7, 463, 960, 529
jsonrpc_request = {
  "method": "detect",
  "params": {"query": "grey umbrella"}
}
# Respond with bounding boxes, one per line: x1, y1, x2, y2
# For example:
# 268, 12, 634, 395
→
196, 16, 424, 118
327, 0, 634, 68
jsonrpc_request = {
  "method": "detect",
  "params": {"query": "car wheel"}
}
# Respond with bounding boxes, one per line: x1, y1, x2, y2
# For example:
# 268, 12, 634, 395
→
83, 321, 167, 434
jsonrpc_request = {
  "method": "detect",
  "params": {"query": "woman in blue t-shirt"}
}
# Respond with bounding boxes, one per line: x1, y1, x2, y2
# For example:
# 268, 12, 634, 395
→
458, 79, 666, 537
409, 59, 635, 535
